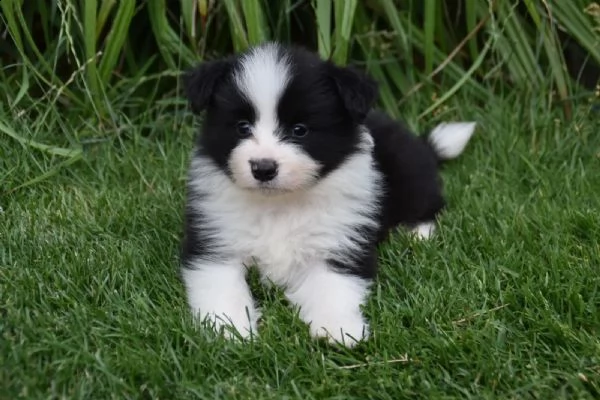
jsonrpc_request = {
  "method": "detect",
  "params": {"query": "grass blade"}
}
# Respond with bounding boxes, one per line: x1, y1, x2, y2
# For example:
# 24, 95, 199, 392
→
314, 0, 332, 59
240, 0, 269, 45
147, 0, 197, 67
180, 0, 196, 41
464, 0, 480, 61
423, 0, 436, 74
98, 1, 135, 84
96, 0, 116, 38
222, 0, 250, 52
332, 0, 358, 65
82, 0, 99, 97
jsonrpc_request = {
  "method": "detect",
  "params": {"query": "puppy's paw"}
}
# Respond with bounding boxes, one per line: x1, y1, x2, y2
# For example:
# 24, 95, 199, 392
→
308, 313, 369, 347
193, 304, 259, 340
285, 263, 371, 347
410, 221, 436, 240
183, 262, 258, 341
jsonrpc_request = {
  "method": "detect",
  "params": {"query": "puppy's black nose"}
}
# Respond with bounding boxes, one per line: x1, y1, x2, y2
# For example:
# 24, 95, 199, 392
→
249, 159, 278, 182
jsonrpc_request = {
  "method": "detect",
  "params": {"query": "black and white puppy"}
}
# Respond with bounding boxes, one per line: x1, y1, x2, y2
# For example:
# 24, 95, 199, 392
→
180, 42, 475, 346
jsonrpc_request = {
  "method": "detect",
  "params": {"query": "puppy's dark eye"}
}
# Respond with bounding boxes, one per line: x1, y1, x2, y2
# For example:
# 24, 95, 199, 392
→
236, 121, 252, 138
292, 124, 308, 138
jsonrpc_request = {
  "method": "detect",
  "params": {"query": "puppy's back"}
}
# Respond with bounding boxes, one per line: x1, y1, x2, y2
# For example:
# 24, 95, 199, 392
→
365, 110, 445, 240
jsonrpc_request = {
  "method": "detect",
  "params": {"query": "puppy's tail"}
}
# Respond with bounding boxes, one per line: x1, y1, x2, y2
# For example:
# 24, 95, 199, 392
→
426, 122, 477, 161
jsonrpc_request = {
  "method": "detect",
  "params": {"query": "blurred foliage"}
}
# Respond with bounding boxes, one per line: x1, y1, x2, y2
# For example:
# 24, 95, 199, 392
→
0, 0, 598, 129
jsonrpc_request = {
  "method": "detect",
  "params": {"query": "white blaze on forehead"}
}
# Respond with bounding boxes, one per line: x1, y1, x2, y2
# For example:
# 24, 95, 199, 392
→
227, 44, 320, 192
233, 43, 291, 142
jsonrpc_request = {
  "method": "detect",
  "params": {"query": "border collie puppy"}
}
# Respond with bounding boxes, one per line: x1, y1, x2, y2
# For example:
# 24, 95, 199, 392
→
180, 42, 475, 347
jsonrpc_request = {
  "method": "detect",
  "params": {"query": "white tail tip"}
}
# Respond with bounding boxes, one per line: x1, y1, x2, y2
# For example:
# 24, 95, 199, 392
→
429, 122, 477, 160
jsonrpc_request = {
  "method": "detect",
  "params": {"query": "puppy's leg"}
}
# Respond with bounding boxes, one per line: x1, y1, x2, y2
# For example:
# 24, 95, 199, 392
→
182, 259, 258, 339
285, 262, 370, 347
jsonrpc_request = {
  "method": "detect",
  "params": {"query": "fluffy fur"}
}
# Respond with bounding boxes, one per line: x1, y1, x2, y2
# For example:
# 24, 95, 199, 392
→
180, 42, 476, 346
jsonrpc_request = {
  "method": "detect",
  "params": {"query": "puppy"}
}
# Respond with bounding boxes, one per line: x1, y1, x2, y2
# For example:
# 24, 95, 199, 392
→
180, 42, 475, 347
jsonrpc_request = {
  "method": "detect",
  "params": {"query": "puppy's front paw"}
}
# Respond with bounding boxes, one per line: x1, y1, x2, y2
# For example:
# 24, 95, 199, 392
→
192, 303, 259, 340
308, 312, 369, 347
182, 263, 259, 340
410, 221, 436, 240
285, 265, 372, 347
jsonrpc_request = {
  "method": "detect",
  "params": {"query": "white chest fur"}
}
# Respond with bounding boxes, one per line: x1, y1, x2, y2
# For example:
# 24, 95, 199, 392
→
188, 145, 382, 288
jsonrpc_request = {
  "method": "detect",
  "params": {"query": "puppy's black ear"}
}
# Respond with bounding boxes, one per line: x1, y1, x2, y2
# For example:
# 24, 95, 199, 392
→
327, 64, 379, 122
182, 58, 233, 114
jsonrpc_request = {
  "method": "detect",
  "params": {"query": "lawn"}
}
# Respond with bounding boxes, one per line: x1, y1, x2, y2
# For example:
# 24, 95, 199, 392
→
1, 92, 599, 399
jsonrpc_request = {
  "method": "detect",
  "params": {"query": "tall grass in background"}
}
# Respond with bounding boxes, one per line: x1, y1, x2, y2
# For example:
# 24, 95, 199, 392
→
0, 0, 598, 160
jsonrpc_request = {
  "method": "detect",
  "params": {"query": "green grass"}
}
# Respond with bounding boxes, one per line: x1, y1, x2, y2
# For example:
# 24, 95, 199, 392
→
3, 0, 599, 125
1, 93, 600, 399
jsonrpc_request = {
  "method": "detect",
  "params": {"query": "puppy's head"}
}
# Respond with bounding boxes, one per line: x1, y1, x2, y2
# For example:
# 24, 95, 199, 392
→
183, 43, 378, 194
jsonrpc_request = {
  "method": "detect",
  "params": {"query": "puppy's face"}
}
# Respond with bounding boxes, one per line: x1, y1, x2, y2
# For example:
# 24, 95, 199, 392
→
184, 43, 378, 194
